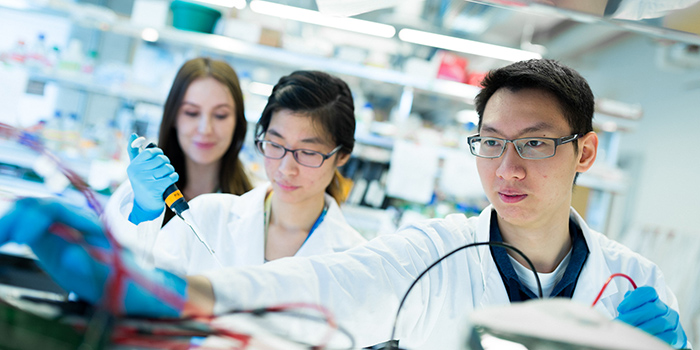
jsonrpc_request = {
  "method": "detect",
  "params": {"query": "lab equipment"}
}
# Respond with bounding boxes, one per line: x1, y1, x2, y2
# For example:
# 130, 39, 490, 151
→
616, 286, 688, 349
469, 298, 674, 350
130, 135, 223, 268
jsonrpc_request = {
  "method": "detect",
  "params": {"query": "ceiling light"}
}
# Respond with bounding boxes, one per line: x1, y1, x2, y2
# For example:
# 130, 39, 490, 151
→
141, 28, 159, 42
250, 0, 396, 38
398, 28, 542, 62
192, 0, 246, 9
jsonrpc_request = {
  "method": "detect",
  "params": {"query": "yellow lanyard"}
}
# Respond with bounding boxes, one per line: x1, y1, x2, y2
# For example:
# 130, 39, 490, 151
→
263, 190, 273, 259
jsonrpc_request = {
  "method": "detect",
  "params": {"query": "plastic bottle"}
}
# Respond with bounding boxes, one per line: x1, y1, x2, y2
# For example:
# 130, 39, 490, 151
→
82, 50, 97, 74
58, 39, 83, 73
46, 46, 61, 71
357, 102, 375, 135
7, 40, 27, 65
26, 33, 48, 70
63, 112, 81, 156
42, 110, 63, 151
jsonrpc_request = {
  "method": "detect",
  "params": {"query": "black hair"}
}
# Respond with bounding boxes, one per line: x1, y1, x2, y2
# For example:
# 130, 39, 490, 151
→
255, 70, 355, 204
474, 58, 594, 147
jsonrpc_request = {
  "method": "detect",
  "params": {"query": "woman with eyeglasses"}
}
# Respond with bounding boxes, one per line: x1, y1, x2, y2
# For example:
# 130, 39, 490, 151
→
119, 70, 366, 276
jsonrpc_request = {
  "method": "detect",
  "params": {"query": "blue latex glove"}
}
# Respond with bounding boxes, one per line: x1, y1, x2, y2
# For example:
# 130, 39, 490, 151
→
616, 286, 688, 349
126, 133, 179, 224
0, 197, 187, 317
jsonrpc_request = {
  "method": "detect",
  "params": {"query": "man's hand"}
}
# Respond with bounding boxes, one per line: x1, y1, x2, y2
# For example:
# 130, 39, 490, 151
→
616, 286, 688, 349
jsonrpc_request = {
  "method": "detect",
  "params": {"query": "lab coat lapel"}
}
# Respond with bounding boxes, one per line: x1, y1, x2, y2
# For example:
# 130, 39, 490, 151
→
474, 206, 510, 308
569, 208, 618, 318
295, 194, 335, 256
227, 185, 268, 266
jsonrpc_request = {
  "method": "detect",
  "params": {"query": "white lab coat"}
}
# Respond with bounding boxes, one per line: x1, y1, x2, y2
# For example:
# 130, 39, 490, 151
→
103, 183, 367, 276
613, 0, 700, 19
201, 206, 685, 349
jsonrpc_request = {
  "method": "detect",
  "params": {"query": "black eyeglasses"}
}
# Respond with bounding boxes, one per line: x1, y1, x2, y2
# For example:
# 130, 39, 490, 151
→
467, 134, 582, 160
255, 140, 342, 168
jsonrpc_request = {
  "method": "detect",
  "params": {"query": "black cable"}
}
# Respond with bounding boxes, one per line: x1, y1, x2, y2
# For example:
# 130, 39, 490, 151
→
388, 241, 542, 349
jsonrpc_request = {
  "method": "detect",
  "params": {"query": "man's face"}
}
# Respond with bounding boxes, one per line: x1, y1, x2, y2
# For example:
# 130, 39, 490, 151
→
476, 88, 596, 230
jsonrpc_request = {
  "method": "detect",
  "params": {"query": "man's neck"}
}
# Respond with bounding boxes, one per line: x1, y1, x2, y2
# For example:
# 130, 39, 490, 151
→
497, 211, 572, 273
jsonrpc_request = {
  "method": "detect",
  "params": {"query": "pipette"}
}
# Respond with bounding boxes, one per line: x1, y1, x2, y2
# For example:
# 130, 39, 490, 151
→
131, 136, 223, 268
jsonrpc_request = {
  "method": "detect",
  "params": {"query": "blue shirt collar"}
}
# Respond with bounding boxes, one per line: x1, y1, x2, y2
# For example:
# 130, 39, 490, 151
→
489, 210, 589, 301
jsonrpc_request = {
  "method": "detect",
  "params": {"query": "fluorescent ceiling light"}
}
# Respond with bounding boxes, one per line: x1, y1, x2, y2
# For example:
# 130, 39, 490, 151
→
250, 0, 396, 38
193, 0, 246, 9
398, 28, 542, 62
141, 28, 159, 42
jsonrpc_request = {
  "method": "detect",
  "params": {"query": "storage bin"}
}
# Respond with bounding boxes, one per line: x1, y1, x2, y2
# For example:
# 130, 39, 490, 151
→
170, 0, 221, 34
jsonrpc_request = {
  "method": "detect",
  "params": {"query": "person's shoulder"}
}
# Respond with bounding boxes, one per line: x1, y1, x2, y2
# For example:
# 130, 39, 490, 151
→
410, 213, 477, 233
398, 213, 479, 245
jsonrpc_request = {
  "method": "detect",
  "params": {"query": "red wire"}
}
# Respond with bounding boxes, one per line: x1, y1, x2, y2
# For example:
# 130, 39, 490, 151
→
591, 273, 638, 307
1, 123, 188, 315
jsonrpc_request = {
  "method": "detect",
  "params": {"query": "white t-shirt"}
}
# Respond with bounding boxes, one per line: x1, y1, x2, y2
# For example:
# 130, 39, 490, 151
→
508, 248, 572, 297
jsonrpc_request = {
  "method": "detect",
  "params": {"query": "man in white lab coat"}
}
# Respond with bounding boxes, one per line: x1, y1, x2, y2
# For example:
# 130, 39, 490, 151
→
0, 59, 689, 349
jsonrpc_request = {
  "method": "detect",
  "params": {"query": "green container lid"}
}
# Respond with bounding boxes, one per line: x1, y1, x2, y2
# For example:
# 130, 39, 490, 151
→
171, 0, 222, 34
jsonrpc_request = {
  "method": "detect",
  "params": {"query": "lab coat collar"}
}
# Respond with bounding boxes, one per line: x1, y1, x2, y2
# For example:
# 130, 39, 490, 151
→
295, 194, 358, 256
474, 206, 617, 315
226, 184, 270, 265
569, 208, 618, 317
476, 206, 511, 308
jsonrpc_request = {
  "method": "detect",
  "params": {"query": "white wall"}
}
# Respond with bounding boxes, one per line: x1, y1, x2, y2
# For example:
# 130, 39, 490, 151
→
572, 35, 700, 234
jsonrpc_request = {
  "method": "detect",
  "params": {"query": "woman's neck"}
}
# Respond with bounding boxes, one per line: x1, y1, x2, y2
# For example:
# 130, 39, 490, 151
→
269, 191, 326, 232
183, 159, 220, 201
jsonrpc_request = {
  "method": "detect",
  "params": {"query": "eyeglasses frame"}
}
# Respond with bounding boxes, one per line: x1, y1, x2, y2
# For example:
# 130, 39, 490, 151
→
255, 139, 343, 168
467, 133, 583, 160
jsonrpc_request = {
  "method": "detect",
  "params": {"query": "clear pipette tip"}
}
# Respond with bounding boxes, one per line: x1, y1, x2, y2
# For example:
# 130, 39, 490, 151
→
177, 206, 224, 268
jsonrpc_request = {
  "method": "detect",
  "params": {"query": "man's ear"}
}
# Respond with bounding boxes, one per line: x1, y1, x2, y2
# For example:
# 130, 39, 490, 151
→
575, 131, 598, 173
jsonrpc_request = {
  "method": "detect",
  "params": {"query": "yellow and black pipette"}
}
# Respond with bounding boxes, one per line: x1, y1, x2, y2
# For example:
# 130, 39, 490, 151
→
132, 137, 223, 268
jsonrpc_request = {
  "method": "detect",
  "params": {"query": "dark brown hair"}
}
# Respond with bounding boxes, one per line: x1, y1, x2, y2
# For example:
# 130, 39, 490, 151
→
158, 57, 253, 224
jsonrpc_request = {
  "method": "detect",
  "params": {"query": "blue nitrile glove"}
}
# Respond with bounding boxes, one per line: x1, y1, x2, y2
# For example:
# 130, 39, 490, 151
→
616, 286, 688, 349
126, 133, 179, 224
0, 197, 187, 317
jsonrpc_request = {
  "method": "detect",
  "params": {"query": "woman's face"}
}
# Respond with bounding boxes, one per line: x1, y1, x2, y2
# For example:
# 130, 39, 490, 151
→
176, 77, 236, 167
263, 109, 349, 206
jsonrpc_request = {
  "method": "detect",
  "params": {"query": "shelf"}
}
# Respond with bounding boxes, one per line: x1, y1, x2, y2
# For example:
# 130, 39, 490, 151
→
577, 172, 628, 193
0, 139, 93, 181
29, 71, 165, 105
1, 1, 481, 104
